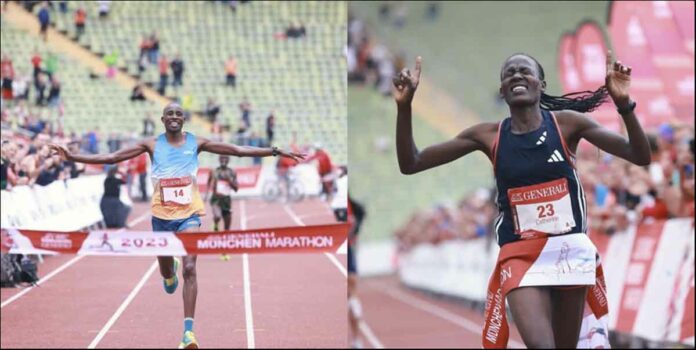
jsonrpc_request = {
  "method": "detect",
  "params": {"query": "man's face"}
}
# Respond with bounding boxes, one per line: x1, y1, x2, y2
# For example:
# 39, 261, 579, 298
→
161, 104, 185, 133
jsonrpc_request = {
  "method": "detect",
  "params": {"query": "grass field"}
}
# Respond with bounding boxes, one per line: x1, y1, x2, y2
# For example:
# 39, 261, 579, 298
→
349, 1, 610, 241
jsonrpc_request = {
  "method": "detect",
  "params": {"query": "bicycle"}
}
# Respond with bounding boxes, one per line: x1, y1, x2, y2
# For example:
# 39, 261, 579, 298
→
262, 169, 305, 202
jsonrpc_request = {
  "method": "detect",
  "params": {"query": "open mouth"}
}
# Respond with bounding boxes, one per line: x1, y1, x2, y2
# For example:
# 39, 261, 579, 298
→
168, 120, 182, 128
510, 84, 528, 94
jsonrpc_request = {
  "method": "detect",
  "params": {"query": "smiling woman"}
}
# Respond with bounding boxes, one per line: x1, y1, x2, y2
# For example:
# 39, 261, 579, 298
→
393, 51, 650, 348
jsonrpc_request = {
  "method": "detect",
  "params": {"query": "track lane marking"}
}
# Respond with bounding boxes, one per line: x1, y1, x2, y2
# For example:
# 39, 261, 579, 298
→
1, 211, 151, 309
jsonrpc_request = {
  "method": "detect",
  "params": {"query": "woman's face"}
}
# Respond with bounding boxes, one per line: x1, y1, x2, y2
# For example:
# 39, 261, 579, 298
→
499, 55, 546, 107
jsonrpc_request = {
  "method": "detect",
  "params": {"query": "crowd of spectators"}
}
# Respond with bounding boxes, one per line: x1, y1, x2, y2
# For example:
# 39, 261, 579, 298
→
395, 124, 695, 252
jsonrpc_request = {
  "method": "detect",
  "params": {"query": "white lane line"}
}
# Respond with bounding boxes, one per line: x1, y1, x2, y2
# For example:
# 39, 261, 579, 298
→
240, 201, 255, 348
359, 321, 385, 349
282, 204, 304, 226
375, 285, 525, 348
324, 252, 347, 277
87, 261, 158, 349
0, 211, 151, 309
243, 254, 255, 349
1, 254, 85, 308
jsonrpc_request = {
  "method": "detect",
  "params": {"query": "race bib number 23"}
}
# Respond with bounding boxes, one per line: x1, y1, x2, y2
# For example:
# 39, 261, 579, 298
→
508, 178, 576, 237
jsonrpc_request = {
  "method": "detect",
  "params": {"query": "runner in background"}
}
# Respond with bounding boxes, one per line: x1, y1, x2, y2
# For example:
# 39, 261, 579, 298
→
205, 155, 238, 261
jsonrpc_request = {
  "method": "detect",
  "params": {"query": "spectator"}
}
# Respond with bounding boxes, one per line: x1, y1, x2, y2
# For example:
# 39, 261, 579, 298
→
285, 21, 306, 39
225, 55, 237, 87
239, 96, 252, 128
100, 166, 131, 228
1, 54, 14, 103
37, 2, 50, 41
47, 76, 61, 107
34, 72, 47, 106
104, 50, 118, 79
142, 112, 155, 136
248, 131, 263, 165
170, 53, 184, 88
138, 33, 152, 68
12, 75, 29, 101
131, 152, 149, 201
157, 54, 169, 95
74, 6, 86, 40
106, 132, 121, 153
58, 0, 68, 13
85, 128, 99, 154
204, 97, 221, 123
426, 2, 440, 21
266, 111, 275, 145
229, 0, 238, 13
393, 4, 407, 29
97, 0, 111, 19
130, 82, 146, 101
148, 31, 160, 65
181, 90, 195, 121
379, 3, 391, 20
61, 140, 85, 179
304, 143, 334, 200
1, 140, 18, 189
34, 152, 63, 186
30, 50, 42, 80
44, 52, 58, 79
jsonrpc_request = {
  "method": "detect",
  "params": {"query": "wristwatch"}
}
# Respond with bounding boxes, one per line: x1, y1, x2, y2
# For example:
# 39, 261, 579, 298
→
617, 100, 636, 116
271, 146, 279, 157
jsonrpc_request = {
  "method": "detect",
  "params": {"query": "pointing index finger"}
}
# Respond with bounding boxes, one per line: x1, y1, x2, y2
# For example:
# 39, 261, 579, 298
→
606, 50, 613, 73
414, 56, 422, 80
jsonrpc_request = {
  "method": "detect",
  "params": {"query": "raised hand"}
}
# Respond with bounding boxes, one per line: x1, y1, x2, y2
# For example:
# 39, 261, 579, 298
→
48, 143, 71, 161
279, 150, 306, 163
605, 50, 632, 109
392, 56, 422, 106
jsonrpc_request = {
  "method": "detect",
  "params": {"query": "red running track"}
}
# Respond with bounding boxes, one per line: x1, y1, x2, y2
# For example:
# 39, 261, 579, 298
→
356, 275, 525, 348
1, 197, 347, 348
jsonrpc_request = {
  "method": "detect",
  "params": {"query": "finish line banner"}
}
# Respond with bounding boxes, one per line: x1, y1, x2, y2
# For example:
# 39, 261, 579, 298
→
0, 223, 349, 256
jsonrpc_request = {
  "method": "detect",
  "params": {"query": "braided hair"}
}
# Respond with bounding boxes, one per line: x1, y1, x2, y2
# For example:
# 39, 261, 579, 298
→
504, 53, 609, 113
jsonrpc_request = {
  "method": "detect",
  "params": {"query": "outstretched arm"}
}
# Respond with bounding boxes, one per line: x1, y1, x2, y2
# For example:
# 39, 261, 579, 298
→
49, 140, 150, 164
572, 50, 650, 166
197, 137, 304, 162
394, 57, 489, 174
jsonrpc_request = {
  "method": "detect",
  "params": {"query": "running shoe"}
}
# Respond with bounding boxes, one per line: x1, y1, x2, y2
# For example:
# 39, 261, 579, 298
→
163, 257, 180, 294
178, 330, 199, 349
220, 253, 230, 261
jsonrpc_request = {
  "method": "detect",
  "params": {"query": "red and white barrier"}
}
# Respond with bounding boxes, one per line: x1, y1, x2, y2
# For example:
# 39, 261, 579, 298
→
0, 223, 349, 256
396, 218, 695, 346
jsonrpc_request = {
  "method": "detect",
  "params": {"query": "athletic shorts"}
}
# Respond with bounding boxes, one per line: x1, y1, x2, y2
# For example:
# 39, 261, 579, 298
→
210, 195, 231, 217
152, 214, 201, 232
347, 244, 356, 274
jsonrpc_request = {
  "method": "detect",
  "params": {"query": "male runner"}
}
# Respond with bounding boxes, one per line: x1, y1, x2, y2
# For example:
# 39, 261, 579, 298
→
205, 155, 238, 261
49, 103, 303, 349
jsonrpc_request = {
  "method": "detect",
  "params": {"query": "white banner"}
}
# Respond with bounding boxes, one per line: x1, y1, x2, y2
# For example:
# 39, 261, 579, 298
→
0, 175, 106, 231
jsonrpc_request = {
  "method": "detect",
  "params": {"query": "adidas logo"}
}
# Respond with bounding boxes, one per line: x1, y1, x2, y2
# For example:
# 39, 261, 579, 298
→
536, 131, 547, 145
547, 149, 565, 163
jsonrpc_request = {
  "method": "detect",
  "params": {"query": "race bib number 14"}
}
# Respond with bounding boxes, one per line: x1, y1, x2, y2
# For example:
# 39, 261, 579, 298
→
508, 178, 576, 236
160, 176, 193, 206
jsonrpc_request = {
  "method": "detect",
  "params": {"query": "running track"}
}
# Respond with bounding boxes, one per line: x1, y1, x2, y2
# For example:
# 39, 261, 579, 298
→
1, 197, 347, 348
356, 275, 525, 348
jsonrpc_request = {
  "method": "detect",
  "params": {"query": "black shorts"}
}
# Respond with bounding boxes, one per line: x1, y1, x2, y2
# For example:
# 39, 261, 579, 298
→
347, 244, 356, 274
40, 22, 48, 32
